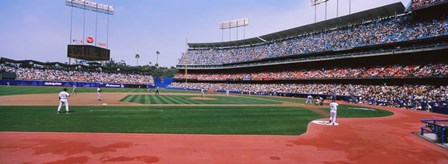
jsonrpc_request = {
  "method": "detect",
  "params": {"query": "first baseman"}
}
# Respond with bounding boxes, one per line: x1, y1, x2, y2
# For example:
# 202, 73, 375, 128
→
329, 100, 339, 125
57, 88, 70, 114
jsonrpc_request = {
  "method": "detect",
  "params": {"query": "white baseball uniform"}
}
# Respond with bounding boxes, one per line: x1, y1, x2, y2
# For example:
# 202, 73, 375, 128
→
97, 87, 102, 100
226, 90, 229, 96
329, 102, 339, 125
72, 85, 77, 94
57, 91, 70, 113
201, 88, 205, 97
306, 95, 313, 104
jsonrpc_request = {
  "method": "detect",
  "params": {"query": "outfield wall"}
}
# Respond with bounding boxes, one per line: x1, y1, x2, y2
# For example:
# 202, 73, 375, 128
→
0, 80, 153, 89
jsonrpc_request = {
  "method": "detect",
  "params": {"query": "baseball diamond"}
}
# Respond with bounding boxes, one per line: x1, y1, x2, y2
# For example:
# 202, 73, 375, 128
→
1, 0, 448, 163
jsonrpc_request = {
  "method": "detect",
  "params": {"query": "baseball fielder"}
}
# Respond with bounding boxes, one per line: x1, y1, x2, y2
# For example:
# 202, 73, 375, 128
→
201, 88, 205, 97
57, 88, 70, 114
155, 87, 160, 96
306, 95, 313, 104
329, 100, 339, 125
97, 87, 102, 101
72, 85, 77, 94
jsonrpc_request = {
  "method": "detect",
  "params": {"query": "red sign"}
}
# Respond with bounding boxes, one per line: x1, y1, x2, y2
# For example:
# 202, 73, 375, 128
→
97, 43, 107, 47
86, 37, 94, 43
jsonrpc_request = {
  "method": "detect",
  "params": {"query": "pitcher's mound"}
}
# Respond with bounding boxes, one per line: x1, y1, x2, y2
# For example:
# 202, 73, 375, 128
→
190, 97, 217, 101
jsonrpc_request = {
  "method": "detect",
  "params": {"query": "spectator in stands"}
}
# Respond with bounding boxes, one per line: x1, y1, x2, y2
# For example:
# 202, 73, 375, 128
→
179, 15, 448, 65
174, 63, 448, 80
1, 65, 154, 85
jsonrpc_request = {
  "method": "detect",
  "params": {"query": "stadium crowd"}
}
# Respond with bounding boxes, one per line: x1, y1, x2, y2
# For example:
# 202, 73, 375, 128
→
411, 0, 448, 10
179, 15, 448, 65
0, 65, 154, 85
175, 63, 448, 80
169, 82, 448, 111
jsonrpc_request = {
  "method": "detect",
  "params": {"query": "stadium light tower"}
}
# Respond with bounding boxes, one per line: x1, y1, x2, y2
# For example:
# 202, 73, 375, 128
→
219, 18, 249, 42
135, 54, 140, 66
311, 0, 330, 22
156, 51, 160, 66
65, 0, 114, 65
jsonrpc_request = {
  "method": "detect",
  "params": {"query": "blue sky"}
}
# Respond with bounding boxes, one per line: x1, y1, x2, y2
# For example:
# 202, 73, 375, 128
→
0, 0, 409, 67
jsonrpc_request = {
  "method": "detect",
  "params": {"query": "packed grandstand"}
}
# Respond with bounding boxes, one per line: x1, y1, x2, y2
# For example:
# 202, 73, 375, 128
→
179, 13, 447, 65
0, 64, 154, 85
410, 0, 448, 10
174, 64, 447, 80
170, 1, 448, 113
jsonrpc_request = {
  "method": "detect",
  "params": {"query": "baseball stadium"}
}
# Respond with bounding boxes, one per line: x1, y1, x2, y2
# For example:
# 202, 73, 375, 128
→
1, 0, 448, 163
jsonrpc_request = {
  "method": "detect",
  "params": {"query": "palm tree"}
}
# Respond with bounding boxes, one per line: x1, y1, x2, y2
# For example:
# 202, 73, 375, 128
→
135, 54, 140, 66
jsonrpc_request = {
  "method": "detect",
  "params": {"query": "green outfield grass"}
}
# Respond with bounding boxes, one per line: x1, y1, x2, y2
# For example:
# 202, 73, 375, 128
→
0, 86, 195, 96
120, 95, 281, 104
0, 106, 321, 135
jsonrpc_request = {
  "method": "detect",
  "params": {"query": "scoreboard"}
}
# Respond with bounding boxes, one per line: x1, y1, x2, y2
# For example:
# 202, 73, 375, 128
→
67, 45, 110, 61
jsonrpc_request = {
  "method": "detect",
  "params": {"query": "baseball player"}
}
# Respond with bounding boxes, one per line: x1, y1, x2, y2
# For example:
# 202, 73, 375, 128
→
226, 89, 230, 96
318, 96, 324, 106
6, 82, 10, 87
97, 87, 102, 101
201, 88, 205, 97
57, 88, 70, 114
72, 85, 77, 94
329, 100, 339, 125
155, 87, 160, 96
306, 95, 313, 104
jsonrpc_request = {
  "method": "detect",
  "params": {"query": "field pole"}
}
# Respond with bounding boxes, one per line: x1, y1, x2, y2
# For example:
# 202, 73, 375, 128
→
107, 13, 109, 48
349, 0, 352, 14
95, 11, 98, 46
83, 7, 86, 45
337, 0, 339, 17
69, 6, 73, 65
325, 1, 327, 20
185, 38, 188, 86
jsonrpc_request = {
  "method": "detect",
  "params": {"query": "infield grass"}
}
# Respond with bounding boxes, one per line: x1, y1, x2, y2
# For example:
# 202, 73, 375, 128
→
121, 95, 281, 104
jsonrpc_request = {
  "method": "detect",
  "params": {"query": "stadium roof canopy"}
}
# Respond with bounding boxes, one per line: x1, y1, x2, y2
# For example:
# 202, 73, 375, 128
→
188, 2, 405, 49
